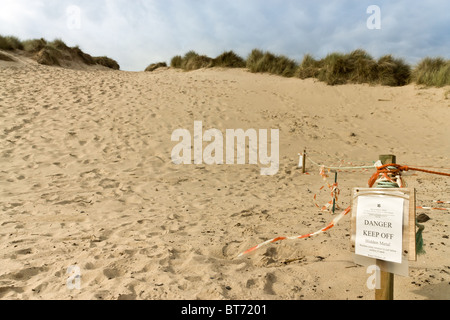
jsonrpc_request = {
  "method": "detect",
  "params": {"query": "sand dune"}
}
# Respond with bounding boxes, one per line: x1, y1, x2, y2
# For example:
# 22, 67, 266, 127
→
0, 56, 449, 300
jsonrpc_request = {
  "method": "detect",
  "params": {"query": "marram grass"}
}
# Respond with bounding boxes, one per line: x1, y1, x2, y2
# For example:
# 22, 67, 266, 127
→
0, 34, 119, 70
2, 33, 449, 88
412, 57, 450, 87
296, 49, 411, 86
168, 48, 418, 87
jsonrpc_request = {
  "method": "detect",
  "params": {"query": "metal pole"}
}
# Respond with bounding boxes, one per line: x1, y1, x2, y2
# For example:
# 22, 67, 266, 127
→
332, 171, 337, 214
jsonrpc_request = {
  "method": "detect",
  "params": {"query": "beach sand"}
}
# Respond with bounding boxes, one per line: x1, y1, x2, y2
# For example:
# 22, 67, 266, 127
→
1, 54, 449, 300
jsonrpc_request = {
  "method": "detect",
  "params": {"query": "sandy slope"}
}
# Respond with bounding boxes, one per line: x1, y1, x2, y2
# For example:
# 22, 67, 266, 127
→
0, 57, 449, 300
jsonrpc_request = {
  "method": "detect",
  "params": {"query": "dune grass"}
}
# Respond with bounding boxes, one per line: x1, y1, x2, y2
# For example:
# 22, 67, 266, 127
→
170, 50, 245, 71
2, 33, 449, 88
179, 51, 214, 71
170, 55, 183, 68
0, 35, 24, 50
295, 49, 411, 86
94, 56, 120, 70
21, 38, 48, 53
0, 34, 119, 70
213, 51, 246, 68
167, 48, 448, 88
295, 54, 322, 79
35, 47, 61, 66
246, 49, 298, 77
145, 62, 167, 72
412, 57, 450, 87
376, 55, 411, 86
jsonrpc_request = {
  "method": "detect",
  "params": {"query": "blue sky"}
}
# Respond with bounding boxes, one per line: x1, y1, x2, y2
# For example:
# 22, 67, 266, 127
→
1, 0, 449, 71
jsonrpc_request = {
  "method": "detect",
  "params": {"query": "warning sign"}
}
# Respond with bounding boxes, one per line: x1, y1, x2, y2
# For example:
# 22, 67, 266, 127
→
355, 195, 404, 263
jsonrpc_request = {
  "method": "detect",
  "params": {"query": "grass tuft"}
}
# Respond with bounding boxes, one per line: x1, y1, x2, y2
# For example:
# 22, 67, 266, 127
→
35, 48, 61, 66
377, 55, 411, 86
94, 56, 120, 70
22, 38, 47, 53
145, 62, 167, 72
0, 35, 24, 50
412, 57, 450, 87
0, 34, 119, 70
295, 49, 411, 86
181, 51, 214, 71
70, 46, 96, 65
246, 49, 298, 77
213, 51, 246, 68
169, 50, 245, 71
295, 54, 321, 79
170, 55, 183, 68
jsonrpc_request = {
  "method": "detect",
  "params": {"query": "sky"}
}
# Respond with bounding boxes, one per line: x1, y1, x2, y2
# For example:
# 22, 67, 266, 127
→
0, 0, 449, 71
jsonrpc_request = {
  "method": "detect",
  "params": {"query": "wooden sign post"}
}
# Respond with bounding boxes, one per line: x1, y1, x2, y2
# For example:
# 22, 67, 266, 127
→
376, 259, 394, 300
350, 154, 417, 301
376, 155, 396, 301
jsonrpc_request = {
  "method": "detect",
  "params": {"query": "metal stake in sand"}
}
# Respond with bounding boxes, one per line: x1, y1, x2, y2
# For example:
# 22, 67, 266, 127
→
302, 149, 307, 174
332, 171, 338, 214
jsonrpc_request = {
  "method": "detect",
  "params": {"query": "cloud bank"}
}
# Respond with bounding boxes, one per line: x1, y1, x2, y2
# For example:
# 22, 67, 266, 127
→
1, 0, 449, 71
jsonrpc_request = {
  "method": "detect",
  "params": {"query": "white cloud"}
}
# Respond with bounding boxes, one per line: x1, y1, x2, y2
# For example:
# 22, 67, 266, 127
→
0, 0, 449, 70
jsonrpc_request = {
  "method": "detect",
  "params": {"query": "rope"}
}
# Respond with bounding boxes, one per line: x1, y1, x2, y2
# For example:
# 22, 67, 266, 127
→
370, 164, 423, 254
369, 164, 450, 188
306, 155, 373, 213
307, 156, 375, 171
367, 163, 450, 255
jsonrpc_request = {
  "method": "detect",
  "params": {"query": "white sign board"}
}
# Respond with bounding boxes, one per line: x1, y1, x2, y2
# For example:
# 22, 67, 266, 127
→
355, 196, 404, 263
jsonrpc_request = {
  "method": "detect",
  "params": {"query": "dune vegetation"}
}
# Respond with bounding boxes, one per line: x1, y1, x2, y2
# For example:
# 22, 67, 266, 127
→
168, 50, 246, 71
412, 57, 450, 87
2, 34, 449, 87
246, 49, 298, 77
295, 50, 411, 86
145, 62, 168, 72
164, 48, 449, 88
94, 56, 120, 70
213, 51, 246, 68
0, 35, 120, 70
0, 35, 24, 50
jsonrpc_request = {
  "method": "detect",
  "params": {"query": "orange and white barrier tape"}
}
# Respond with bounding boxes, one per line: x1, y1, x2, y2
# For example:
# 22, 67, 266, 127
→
237, 206, 352, 258
417, 206, 450, 211
313, 166, 341, 212
417, 200, 450, 211
314, 183, 340, 211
